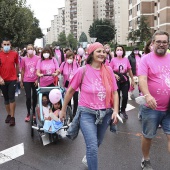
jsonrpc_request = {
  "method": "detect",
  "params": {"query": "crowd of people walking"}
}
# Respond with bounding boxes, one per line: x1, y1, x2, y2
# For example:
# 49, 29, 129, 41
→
0, 30, 170, 170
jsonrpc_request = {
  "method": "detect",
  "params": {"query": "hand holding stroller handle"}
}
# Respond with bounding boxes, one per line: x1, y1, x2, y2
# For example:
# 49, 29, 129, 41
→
43, 74, 53, 76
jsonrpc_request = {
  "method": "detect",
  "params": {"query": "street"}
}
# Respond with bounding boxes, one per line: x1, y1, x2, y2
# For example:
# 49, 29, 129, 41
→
0, 90, 169, 170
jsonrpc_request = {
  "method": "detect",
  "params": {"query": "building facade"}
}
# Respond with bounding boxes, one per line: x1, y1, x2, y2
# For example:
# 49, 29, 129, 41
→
114, 0, 128, 45
128, 0, 170, 43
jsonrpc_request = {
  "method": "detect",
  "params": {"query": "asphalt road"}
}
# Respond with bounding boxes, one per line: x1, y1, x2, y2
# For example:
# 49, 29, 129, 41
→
0, 90, 169, 170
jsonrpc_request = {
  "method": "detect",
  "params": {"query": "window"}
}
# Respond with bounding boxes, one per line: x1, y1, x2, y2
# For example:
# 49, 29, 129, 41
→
154, 16, 157, 20
129, 9, 132, 15
137, 4, 140, 11
129, 21, 132, 27
137, 17, 140, 24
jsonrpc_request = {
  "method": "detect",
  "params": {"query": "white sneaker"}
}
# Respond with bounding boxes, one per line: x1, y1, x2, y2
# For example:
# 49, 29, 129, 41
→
15, 92, 18, 97
82, 155, 88, 167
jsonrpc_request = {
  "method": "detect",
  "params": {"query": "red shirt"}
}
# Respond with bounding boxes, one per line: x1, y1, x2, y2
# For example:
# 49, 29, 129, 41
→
0, 50, 18, 81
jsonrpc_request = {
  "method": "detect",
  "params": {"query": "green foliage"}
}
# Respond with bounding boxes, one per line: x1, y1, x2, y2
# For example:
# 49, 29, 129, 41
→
88, 19, 116, 44
67, 33, 77, 50
79, 32, 87, 42
57, 31, 67, 48
127, 16, 151, 44
138, 16, 152, 42
52, 41, 58, 47
0, 0, 43, 47
127, 29, 140, 43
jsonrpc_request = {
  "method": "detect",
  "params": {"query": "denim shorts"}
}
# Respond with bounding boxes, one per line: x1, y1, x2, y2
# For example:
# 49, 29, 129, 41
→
141, 105, 170, 138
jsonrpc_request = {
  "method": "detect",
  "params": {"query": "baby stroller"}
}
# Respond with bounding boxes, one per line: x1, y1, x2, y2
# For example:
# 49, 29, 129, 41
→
31, 86, 73, 145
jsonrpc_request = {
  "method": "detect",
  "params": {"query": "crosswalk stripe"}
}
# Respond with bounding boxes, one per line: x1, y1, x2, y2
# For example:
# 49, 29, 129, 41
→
0, 143, 24, 164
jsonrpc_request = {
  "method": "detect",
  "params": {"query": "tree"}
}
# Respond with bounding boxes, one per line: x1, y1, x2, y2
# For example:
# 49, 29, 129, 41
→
127, 29, 140, 44
127, 16, 152, 44
79, 32, 87, 42
67, 33, 77, 49
88, 19, 116, 44
52, 41, 58, 47
0, 0, 43, 47
138, 16, 152, 42
57, 31, 67, 48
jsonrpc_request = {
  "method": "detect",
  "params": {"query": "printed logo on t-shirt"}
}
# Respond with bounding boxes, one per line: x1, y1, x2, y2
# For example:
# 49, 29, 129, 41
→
44, 64, 53, 74
27, 61, 36, 78
156, 65, 170, 95
116, 63, 126, 73
88, 78, 106, 108
158, 65, 170, 88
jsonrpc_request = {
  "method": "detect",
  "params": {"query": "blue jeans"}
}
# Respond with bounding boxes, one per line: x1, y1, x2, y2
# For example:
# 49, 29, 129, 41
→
142, 105, 170, 138
80, 110, 112, 170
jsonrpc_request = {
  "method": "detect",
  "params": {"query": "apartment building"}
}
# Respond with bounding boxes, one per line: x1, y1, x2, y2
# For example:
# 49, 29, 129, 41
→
77, 0, 93, 41
65, 0, 115, 42
65, 0, 78, 38
128, 0, 170, 39
114, 0, 128, 45
45, 7, 65, 45
45, 0, 116, 44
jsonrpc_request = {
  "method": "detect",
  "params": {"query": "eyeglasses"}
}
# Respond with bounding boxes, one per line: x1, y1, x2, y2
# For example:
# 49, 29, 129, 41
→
3, 44, 10, 46
155, 40, 168, 46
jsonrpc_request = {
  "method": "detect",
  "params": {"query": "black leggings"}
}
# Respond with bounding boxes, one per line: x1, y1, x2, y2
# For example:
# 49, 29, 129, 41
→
1, 81, 17, 105
117, 81, 129, 112
68, 91, 79, 117
23, 82, 37, 115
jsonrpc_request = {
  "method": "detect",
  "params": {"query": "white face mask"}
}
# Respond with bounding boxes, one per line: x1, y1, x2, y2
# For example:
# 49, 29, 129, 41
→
39, 50, 42, 53
67, 59, 73, 64
43, 53, 50, 59
27, 49, 33, 55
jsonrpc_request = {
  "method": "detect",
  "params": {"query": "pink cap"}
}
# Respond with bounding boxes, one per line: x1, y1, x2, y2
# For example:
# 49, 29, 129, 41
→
87, 42, 103, 55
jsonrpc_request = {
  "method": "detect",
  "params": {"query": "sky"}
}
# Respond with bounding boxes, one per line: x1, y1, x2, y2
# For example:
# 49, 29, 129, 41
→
26, 0, 65, 33
26, 0, 65, 47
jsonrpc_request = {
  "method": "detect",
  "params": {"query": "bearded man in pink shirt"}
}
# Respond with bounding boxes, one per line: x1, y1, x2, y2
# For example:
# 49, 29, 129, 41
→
138, 30, 170, 170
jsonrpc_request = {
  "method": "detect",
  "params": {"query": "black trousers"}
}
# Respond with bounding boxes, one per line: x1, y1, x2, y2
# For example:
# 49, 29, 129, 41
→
1, 80, 17, 105
23, 82, 37, 115
117, 81, 129, 112
68, 91, 79, 117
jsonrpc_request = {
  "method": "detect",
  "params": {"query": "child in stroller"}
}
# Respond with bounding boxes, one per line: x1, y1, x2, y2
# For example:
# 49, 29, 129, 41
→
42, 90, 63, 133
32, 87, 73, 145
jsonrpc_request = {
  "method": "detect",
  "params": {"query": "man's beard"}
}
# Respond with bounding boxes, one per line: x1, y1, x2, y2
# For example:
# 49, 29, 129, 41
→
155, 48, 167, 56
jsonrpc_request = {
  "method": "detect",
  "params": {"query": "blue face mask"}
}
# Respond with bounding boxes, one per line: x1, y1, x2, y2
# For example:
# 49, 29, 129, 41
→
3, 46, 10, 52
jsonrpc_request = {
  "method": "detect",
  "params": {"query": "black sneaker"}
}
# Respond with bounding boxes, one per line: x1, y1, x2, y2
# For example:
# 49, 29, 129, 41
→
121, 111, 128, 119
5, 115, 11, 123
141, 159, 153, 170
9, 117, 15, 126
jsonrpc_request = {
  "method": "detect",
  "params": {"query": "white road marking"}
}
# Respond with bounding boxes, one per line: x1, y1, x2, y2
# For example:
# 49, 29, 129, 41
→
126, 104, 135, 112
0, 143, 24, 164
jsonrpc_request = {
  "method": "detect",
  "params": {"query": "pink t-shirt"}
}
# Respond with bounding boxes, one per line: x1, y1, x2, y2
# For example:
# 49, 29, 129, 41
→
60, 61, 79, 87
36, 58, 59, 87
110, 57, 131, 73
135, 55, 141, 76
21, 55, 39, 82
105, 59, 110, 66
55, 49, 61, 65
74, 54, 81, 64
69, 64, 118, 109
138, 52, 170, 111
